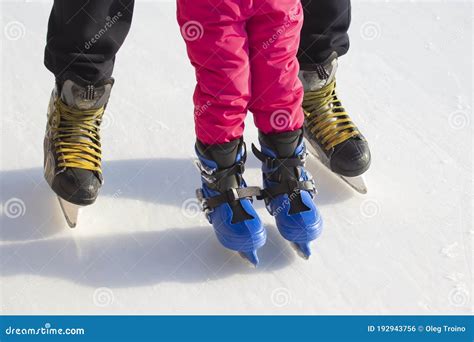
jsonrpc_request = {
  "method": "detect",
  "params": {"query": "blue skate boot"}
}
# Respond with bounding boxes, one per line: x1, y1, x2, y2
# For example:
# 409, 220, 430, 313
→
252, 129, 323, 259
195, 138, 266, 266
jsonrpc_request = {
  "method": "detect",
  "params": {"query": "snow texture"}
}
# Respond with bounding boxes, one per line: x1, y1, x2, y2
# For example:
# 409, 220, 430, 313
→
1, 0, 472, 314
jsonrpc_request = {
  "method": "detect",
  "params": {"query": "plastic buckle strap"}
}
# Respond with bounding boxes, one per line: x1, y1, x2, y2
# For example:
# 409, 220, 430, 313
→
266, 158, 278, 170
300, 180, 316, 194
226, 188, 239, 202
257, 180, 315, 201
196, 188, 213, 220
195, 160, 217, 183
252, 144, 307, 170
257, 184, 287, 201
289, 180, 316, 194
260, 155, 292, 170
213, 162, 245, 181
239, 186, 263, 200
205, 186, 262, 209
226, 187, 262, 203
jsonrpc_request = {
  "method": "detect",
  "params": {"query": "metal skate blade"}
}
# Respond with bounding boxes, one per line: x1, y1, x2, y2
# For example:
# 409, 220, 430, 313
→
340, 175, 368, 194
238, 250, 259, 267
291, 242, 311, 260
57, 197, 81, 228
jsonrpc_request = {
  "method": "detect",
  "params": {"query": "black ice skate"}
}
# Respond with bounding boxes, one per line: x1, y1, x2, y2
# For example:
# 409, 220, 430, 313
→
43, 78, 113, 227
299, 53, 371, 193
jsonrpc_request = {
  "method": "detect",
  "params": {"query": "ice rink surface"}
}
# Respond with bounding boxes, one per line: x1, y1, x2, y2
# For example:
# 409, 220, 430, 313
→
1, 0, 472, 314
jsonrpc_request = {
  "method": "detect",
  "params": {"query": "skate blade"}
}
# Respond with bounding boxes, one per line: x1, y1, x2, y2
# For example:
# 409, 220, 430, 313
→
57, 197, 81, 228
291, 242, 311, 260
340, 175, 368, 194
238, 251, 259, 267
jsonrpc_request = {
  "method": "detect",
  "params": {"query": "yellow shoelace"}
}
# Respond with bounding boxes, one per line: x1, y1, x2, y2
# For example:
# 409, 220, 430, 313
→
52, 99, 104, 172
303, 80, 360, 151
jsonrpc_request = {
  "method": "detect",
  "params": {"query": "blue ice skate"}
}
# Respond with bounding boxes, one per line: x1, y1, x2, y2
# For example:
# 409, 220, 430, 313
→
252, 129, 323, 259
195, 138, 266, 266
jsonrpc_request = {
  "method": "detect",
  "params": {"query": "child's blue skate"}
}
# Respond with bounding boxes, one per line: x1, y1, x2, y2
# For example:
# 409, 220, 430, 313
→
252, 129, 323, 259
195, 138, 266, 266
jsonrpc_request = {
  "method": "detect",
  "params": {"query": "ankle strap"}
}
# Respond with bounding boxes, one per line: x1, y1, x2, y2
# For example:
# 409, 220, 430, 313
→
200, 161, 245, 183
197, 187, 262, 211
251, 144, 306, 170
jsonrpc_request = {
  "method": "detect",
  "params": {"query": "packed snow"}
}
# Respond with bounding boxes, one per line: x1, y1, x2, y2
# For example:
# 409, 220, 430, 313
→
1, 0, 472, 314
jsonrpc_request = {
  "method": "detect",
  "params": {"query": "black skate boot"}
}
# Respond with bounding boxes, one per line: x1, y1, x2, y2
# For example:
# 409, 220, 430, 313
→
43, 78, 113, 227
299, 52, 371, 193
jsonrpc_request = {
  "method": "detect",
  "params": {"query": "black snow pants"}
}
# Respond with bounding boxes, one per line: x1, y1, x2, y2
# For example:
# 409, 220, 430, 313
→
44, 0, 350, 83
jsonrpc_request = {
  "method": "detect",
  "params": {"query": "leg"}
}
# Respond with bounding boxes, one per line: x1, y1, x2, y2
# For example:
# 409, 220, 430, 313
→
247, 0, 304, 134
298, 0, 351, 68
43, 0, 133, 226
177, 0, 250, 145
177, 0, 265, 265
248, 1, 322, 258
45, 0, 135, 84
297, 1, 370, 191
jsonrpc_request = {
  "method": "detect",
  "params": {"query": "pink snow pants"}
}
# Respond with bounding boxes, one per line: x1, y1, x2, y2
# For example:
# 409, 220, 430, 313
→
177, 0, 304, 145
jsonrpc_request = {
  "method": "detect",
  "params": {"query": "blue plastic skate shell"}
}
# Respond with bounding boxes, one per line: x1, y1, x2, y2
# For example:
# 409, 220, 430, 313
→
196, 148, 266, 266
259, 142, 323, 258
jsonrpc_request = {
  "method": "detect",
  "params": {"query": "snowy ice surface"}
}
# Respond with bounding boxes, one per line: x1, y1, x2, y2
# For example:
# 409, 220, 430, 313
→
1, 0, 472, 314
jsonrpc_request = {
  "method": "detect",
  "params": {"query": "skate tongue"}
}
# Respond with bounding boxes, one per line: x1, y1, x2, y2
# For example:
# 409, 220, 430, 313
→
60, 79, 113, 110
299, 52, 338, 91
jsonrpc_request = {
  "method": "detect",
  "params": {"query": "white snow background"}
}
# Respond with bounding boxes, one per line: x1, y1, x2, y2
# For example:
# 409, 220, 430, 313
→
0, 0, 472, 314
